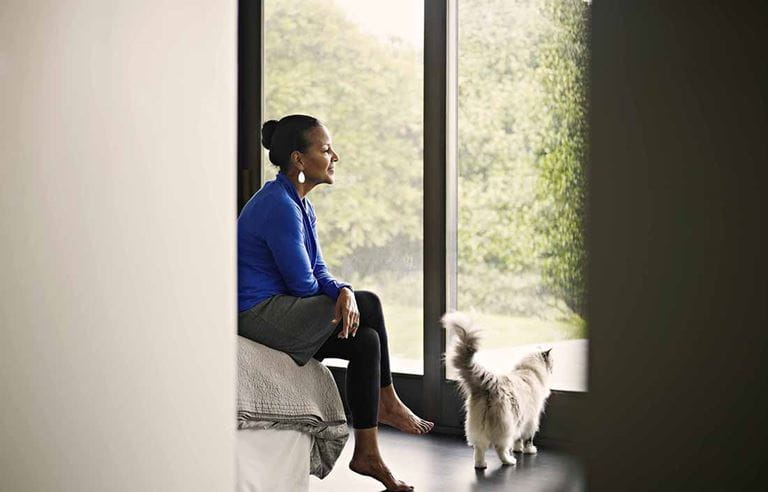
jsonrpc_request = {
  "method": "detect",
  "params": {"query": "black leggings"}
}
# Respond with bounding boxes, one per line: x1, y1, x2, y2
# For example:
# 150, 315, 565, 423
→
313, 290, 393, 429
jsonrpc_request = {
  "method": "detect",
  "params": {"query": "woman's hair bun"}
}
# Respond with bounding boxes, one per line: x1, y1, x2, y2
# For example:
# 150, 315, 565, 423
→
261, 114, 321, 169
261, 120, 279, 150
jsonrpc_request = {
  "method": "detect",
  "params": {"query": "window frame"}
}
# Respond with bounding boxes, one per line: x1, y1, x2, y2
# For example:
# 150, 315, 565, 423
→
238, 0, 587, 446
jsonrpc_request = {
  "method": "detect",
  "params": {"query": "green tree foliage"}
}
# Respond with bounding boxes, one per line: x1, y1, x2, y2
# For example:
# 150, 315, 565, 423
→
536, 0, 589, 317
457, 0, 588, 319
264, 0, 423, 279
264, 0, 589, 323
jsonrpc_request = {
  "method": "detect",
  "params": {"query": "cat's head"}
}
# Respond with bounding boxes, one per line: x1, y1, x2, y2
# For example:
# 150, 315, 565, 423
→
518, 347, 554, 374
539, 348, 554, 373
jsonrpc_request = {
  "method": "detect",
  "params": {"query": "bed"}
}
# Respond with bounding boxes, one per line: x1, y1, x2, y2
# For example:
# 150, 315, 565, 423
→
236, 336, 349, 492
236, 427, 312, 491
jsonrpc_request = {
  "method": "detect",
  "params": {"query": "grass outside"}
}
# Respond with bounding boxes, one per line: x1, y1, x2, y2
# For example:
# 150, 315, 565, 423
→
382, 302, 586, 362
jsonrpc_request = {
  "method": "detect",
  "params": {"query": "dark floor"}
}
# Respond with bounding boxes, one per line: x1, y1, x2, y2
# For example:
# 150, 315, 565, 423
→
310, 426, 585, 492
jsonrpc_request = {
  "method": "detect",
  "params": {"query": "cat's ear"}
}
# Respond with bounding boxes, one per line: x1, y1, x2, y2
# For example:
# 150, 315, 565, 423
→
542, 348, 552, 360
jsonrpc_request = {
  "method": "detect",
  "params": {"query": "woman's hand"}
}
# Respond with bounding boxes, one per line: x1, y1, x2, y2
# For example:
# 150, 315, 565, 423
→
332, 287, 359, 339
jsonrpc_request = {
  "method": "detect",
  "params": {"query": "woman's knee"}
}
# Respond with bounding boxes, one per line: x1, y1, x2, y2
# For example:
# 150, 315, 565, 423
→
355, 290, 382, 314
351, 326, 381, 359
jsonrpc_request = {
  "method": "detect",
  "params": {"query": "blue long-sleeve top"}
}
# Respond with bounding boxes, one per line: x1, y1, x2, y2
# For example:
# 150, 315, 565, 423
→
238, 172, 351, 312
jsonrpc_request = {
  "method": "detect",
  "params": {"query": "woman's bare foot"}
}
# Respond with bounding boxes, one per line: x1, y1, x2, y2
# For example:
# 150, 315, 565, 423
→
378, 401, 434, 435
349, 454, 414, 491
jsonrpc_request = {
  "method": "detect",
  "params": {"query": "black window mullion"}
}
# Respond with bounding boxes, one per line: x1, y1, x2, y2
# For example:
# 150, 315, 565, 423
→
238, 0, 263, 212
423, 0, 448, 426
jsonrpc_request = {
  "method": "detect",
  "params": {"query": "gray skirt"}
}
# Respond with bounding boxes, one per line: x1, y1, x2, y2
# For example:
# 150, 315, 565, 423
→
238, 294, 341, 366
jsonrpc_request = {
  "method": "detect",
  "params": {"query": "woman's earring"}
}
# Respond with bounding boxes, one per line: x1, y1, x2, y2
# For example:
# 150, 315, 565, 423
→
298, 171, 306, 184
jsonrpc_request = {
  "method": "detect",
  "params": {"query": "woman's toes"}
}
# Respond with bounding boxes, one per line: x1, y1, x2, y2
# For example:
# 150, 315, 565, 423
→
391, 479, 414, 491
379, 403, 434, 435
349, 456, 413, 491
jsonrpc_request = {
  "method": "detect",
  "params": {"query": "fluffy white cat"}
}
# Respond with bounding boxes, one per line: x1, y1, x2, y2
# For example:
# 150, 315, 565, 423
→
441, 312, 553, 468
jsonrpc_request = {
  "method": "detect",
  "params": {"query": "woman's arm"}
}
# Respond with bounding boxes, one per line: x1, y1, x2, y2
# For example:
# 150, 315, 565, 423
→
306, 198, 351, 300
314, 248, 351, 300
263, 202, 321, 297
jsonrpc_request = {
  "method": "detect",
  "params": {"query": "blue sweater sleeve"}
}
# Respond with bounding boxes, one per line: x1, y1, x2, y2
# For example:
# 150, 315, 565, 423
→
314, 246, 352, 300
262, 202, 320, 297
307, 200, 351, 300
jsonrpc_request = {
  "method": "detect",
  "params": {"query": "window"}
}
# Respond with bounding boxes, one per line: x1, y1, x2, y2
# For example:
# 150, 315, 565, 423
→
263, 0, 425, 374
451, 0, 590, 391
243, 0, 590, 438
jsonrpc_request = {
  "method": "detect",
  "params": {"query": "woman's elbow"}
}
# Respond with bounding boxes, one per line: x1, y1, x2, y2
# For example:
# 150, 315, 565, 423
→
288, 282, 320, 298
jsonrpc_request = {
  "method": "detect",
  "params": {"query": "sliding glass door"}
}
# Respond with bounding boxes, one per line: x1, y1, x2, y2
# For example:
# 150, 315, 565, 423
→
452, 0, 590, 391
263, 0, 425, 374
243, 0, 591, 437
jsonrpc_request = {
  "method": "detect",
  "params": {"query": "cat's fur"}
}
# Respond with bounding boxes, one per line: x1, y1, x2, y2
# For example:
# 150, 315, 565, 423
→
441, 312, 553, 468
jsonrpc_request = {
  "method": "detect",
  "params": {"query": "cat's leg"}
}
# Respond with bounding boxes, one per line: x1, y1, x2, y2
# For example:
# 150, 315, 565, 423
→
519, 419, 539, 454
466, 404, 488, 468
512, 437, 524, 453
473, 444, 488, 469
494, 443, 517, 466
522, 436, 538, 454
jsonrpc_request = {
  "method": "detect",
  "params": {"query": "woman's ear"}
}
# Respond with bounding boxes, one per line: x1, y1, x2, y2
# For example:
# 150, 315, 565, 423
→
290, 150, 303, 170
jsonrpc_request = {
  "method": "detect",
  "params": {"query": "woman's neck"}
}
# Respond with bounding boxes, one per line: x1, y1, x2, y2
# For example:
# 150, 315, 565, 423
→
283, 171, 316, 199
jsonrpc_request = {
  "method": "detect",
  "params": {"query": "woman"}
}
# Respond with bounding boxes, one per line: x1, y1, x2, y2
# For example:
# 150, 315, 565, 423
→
238, 114, 433, 491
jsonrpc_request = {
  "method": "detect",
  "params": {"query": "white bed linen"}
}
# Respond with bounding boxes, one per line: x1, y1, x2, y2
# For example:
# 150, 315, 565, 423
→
236, 428, 312, 492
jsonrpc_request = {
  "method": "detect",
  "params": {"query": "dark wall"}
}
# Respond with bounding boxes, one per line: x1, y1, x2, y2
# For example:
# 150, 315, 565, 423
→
585, 1, 768, 490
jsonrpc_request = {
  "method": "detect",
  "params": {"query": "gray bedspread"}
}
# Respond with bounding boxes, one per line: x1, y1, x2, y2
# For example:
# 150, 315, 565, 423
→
237, 336, 349, 479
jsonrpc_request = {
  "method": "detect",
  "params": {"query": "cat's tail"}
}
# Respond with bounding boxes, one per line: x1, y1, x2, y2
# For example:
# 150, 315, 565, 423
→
441, 312, 499, 396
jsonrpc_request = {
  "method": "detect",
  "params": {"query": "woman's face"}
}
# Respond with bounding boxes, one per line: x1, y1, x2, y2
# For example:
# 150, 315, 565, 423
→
296, 125, 339, 185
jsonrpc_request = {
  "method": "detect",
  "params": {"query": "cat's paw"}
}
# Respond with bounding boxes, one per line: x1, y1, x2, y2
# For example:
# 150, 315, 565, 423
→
523, 443, 538, 454
473, 445, 487, 469
500, 454, 517, 466
512, 441, 524, 453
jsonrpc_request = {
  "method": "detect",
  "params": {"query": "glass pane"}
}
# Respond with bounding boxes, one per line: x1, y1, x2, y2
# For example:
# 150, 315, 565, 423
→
454, 0, 590, 390
264, 0, 424, 374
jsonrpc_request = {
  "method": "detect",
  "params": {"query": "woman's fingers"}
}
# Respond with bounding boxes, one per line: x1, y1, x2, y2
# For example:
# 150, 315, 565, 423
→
347, 296, 360, 337
336, 295, 361, 339
332, 301, 341, 325
334, 299, 347, 338
345, 308, 354, 338
338, 309, 349, 338
338, 321, 348, 338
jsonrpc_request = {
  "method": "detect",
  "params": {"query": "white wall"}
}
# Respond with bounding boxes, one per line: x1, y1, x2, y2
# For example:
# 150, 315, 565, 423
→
0, 1, 236, 491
